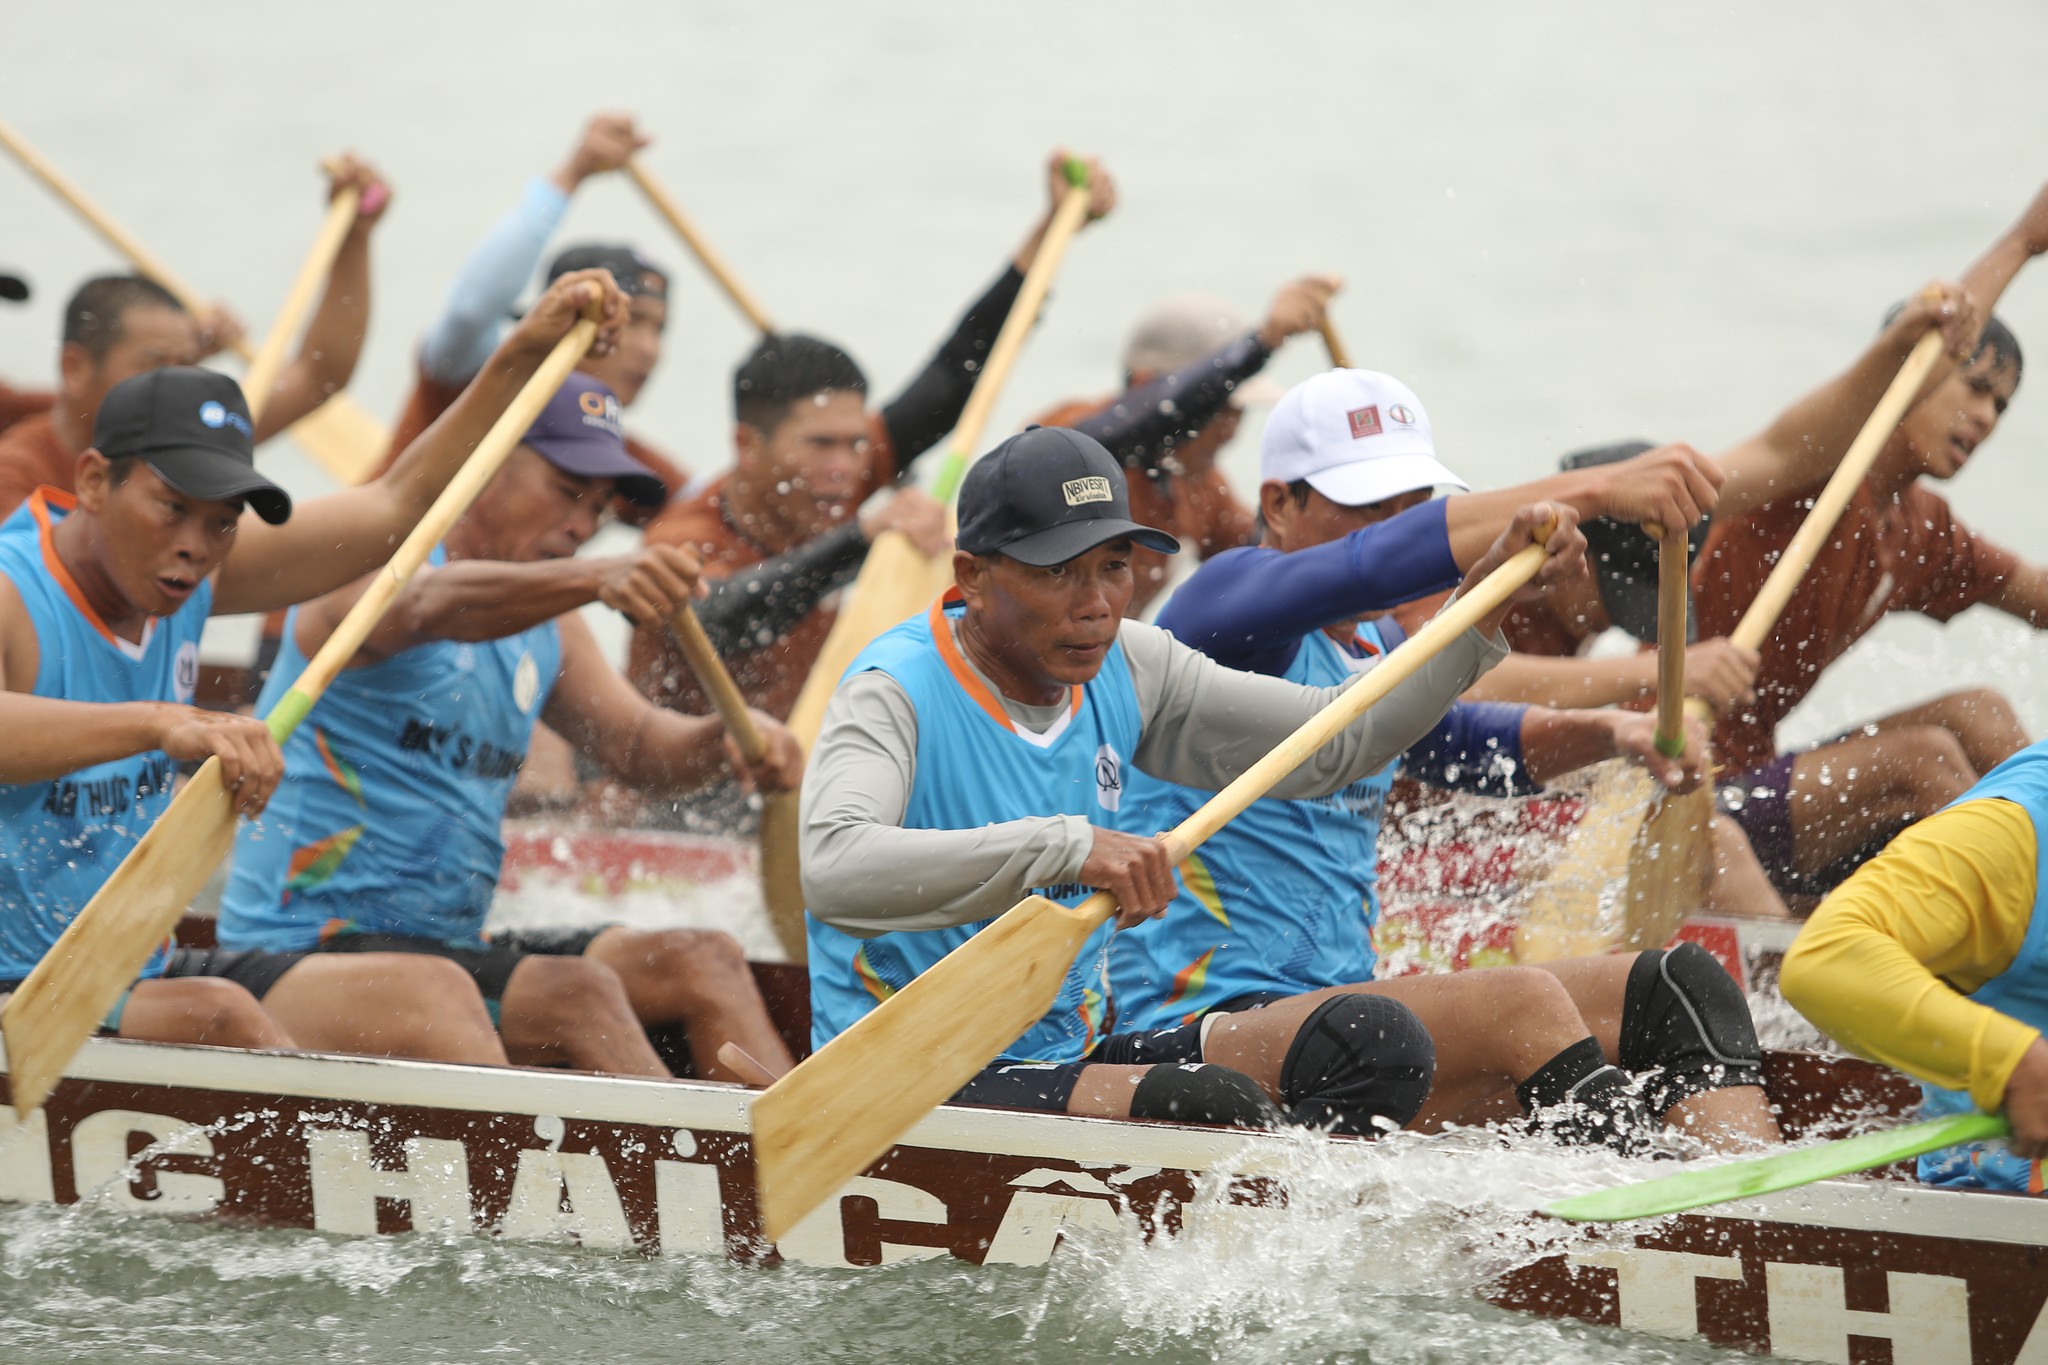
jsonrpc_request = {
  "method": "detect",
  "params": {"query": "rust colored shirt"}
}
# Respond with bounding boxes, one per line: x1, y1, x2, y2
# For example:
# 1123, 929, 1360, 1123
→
0, 385, 53, 438
381, 363, 685, 527
1694, 483, 2022, 771
0, 413, 75, 521
1389, 588, 1573, 657
1034, 394, 1255, 617
627, 412, 898, 721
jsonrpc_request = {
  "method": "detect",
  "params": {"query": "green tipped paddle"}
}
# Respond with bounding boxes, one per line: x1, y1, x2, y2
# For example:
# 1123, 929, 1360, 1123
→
1546, 1111, 2009, 1223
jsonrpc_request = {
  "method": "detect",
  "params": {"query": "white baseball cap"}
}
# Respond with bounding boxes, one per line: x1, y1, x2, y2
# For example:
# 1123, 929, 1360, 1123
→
1260, 369, 1468, 506
1123, 294, 1285, 407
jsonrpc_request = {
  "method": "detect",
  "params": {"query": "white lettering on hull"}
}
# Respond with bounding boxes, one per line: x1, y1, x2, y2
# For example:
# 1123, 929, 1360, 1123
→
654, 1160, 723, 1256
777, 1176, 948, 1267
306, 1129, 472, 1236
0, 1106, 54, 1204
70, 1109, 222, 1213
983, 1169, 1123, 1266
499, 1149, 632, 1251
1568, 1248, 1743, 1338
1764, 1265, 1970, 1365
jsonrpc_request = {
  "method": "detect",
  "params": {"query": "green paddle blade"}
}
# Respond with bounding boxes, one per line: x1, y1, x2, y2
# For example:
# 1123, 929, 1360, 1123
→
1546, 1111, 2011, 1223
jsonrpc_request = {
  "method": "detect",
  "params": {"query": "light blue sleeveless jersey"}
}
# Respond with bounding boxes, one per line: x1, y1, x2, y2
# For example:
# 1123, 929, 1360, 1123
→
219, 548, 562, 950
1918, 741, 2048, 1192
0, 491, 211, 983
1108, 621, 1395, 1028
807, 597, 1145, 1063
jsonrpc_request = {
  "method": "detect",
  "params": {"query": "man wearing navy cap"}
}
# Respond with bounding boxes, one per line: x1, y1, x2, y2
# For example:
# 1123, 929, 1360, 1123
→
797, 425, 1584, 1133
219, 371, 805, 1084
0, 266, 630, 1061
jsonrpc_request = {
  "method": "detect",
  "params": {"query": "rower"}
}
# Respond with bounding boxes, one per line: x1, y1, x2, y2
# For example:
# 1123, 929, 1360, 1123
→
374, 113, 685, 508
1781, 739, 2048, 1189
1109, 369, 1781, 1150
1031, 277, 1338, 617
799, 424, 1585, 1133
0, 265, 631, 1061
217, 370, 804, 1084
623, 149, 1120, 734
0, 156, 391, 519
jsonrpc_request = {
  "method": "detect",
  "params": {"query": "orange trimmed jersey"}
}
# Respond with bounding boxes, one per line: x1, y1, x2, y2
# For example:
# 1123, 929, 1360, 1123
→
0, 488, 205, 982
805, 591, 1141, 1064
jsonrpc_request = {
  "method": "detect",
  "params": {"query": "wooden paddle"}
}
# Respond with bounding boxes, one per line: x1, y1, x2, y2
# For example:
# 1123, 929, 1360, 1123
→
752, 533, 1552, 1243
783, 157, 1098, 752
1547, 1111, 2007, 1222
625, 159, 776, 335
667, 605, 806, 962
0, 118, 388, 484
0, 305, 606, 1117
241, 170, 361, 424
1515, 323, 1951, 960
1319, 317, 1352, 369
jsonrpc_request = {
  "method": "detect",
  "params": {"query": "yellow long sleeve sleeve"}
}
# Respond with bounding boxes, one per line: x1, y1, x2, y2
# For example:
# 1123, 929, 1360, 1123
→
1780, 797, 2042, 1113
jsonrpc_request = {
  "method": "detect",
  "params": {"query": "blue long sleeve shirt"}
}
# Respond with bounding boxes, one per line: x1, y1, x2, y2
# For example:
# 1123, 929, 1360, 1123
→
1156, 502, 1534, 796
419, 177, 572, 385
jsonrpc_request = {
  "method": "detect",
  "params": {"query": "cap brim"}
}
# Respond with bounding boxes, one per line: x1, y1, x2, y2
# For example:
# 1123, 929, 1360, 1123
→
147, 451, 291, 524
1302, 453, 1468, 507
532, 441, 669, 508
997, 517, 1181, 567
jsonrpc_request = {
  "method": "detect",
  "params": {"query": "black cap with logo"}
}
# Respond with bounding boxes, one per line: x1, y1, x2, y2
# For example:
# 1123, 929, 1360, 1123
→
546, 243, 669, 300
1558, 439, 1708, 644
956, 426, 1180, 566
92, 367, 292, 524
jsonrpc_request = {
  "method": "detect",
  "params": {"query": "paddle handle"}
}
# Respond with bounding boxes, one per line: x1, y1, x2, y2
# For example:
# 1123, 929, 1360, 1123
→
668, 605, 768, 764
1653, 528, 1689, 757
263, 312, 600, 741
1729, 328, 1946, 652
927, 159, 1094, 506
242, 180, 360, 424
625, 159, 776, 335
1318, 318, 1352, 369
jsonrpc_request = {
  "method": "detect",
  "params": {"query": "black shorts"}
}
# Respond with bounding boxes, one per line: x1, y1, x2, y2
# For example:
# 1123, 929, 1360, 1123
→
164, 945, 308, 1000
951, 1018, 1208, 1113
316, 926, 614, 1002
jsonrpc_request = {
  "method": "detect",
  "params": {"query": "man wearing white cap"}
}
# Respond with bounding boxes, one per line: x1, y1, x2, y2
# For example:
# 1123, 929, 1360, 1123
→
1034, 276, 1338, 616
1111, 369, 1783, 1150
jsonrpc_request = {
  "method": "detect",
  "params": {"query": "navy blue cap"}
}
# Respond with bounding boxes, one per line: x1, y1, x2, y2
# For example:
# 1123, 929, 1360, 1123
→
523, 373, 667, 508
92, 367, 291, 524
956, 426, 1179, 566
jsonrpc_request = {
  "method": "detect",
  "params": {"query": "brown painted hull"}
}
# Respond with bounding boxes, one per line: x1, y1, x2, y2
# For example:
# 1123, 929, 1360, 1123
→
2, 1035, 2041, 1362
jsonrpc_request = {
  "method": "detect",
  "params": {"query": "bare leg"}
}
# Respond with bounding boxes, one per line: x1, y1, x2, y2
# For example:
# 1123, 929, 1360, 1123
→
1702, 816, 1790, 921
1858, 688, 2028, 775
1787, 728, 1975, 876
1200, 969, 1601, 1131
260, 954, 507, 1065
1067, 1064, 1153, 1117
497, 954, 668, 1077
117, 978, 295, 1049
583, 927, 794, 1083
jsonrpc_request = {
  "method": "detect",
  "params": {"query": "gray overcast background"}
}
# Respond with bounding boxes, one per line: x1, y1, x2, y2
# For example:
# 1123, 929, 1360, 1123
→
7, 0, 2048, 744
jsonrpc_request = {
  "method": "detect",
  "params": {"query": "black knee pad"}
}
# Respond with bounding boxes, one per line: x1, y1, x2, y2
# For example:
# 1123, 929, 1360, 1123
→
1278, 995, 1435, 1138
1128, 1063, 1280, 1129
1620, 942, 1766, 1116
1516, 1036, 1651, 1156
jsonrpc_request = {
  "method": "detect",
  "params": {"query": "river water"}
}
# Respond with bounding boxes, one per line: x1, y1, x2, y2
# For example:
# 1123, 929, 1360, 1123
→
4, 1, 2047, 1360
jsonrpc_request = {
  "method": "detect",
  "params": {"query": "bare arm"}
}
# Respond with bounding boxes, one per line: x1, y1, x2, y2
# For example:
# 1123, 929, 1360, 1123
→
250, 158, 389, 442
1961, 179, 2048, 326
213, 269, 629, 617
1441, 446, 1721, 570
541, 613, 733, 794
1988, 560, 2048, 628
1461, 651, 1660, 708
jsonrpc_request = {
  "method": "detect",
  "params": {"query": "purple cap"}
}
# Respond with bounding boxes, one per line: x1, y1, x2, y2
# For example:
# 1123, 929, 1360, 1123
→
522, 373, 667, 508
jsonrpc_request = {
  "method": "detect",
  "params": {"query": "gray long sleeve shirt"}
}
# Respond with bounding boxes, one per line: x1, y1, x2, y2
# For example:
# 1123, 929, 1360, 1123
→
800, 614, 1507, 936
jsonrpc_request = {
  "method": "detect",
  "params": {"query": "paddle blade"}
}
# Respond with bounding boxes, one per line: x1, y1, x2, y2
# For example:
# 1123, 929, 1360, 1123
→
752, 893, 1109, 1242
757, 792, 807, 963
1514, 761, 1651, 962
1547, 1112, 2011, 1222
0, 759, 237, 1113
1621, 785, 1715, 950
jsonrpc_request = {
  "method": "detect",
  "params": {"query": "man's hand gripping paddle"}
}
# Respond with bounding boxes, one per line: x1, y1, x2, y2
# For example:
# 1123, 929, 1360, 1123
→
0, 301, 608, 1116
1516, 319, 1950, 960
750, 532, 1551, 1244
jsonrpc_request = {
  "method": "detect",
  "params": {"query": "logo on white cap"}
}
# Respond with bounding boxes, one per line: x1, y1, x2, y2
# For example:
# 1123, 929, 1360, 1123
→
1389, 404, 1417, 426
1262, 369, 1469, 508
1062, 476, 1113, 507
1346, 406, 1382, 440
